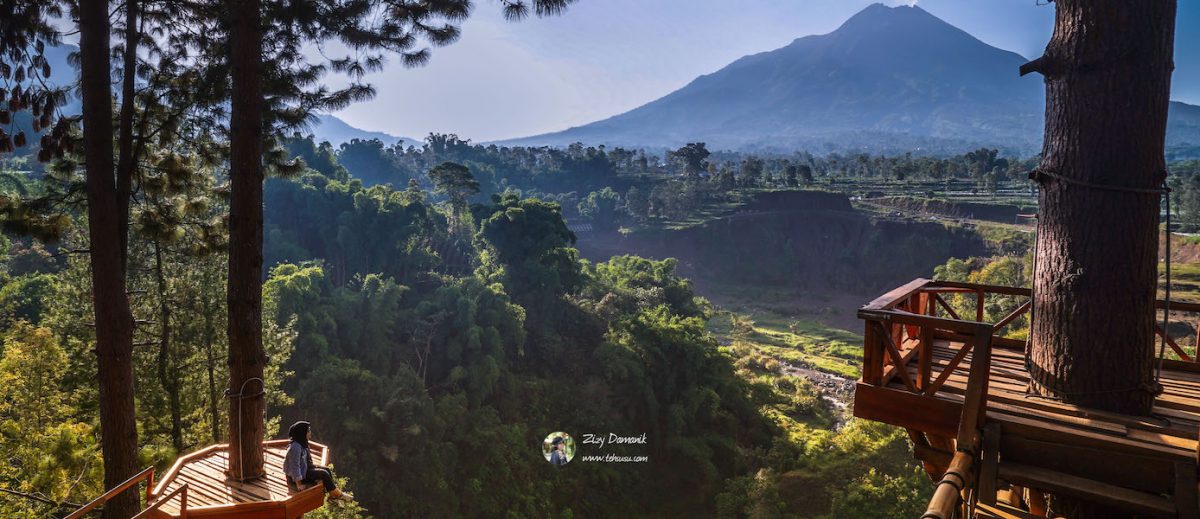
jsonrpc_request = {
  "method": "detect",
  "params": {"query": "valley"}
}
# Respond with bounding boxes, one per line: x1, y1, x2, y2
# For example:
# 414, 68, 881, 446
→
4, 2, 1199, 517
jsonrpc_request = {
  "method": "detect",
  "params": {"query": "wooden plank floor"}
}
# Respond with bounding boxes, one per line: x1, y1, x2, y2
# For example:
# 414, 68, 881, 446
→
151, 443, 327, 515
887, 339, 1200, 459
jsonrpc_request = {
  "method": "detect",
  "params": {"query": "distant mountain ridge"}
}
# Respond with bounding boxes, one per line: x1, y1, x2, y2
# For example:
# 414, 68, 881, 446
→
498, 4, 1200, 155
309, 114, 413, 147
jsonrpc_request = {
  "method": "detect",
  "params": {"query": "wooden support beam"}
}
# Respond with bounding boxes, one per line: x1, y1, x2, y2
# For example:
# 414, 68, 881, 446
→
881, 342, 921, 389
979, 423, 1001, 506
1156, 299, 1200, 313
65, 467, 155, 519
998, 463, 1176, 518
993, 301, 1031, 331
862, 278, 932, 311
876, 321, 918, 392
922, 450, 974, 519
1174, 461, 1199, 519
853, 383, 961, 439
934, 294, 962, 321
862, 319, 882, 385
914, 443, 953, 470
919, 293, 934, 391
1156, 325, 1193, 361
957, 325, 994, 450
859, 309, 981, 334
132, 484, 188, 519
998, 433, 1179, 494
934, 280, 1031, 297
925, 339, 974, 396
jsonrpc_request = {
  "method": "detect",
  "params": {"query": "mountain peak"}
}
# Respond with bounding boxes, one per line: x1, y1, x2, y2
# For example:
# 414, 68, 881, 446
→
496, 5, 1197, 156
834, 2, 960, 39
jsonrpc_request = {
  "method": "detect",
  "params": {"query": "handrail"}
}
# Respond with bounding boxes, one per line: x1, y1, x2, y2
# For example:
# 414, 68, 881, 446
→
922, 450, 975, 519
859, 307, 983, 334
861, 278, 933, 311
856, 278, 1200, 517
919, 323, 994, 519
133, 484, 187, 519
64, 466, 154, 519
933, 280, 1030, 297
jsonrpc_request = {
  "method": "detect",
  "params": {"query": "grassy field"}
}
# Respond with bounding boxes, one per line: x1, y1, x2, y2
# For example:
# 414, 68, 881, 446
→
636, 189, 760, 231
1165, 260, 1200, 303
709, 310, 862, 379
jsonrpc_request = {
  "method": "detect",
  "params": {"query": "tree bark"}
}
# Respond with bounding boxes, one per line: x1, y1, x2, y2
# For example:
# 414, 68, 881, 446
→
205, 283, 222, 444
226, 0, 267, 480
1030, 0, 1176, 415
154, 241, 183, 452
1028, 1, 1177, 516
116, 0, 139, 271
79, 0, 140, 516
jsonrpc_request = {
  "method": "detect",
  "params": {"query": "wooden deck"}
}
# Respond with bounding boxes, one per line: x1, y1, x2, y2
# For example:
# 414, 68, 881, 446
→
144, 440, 329, 519
854, 278, 1200, 517
856, 338, 1200, 460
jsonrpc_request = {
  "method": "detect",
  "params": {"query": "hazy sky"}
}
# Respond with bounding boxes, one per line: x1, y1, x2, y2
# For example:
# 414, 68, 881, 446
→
330, 0, 1200, 142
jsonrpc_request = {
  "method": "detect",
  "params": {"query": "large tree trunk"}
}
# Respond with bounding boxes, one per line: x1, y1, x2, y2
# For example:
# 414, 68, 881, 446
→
79, 0, 140, 516
1029, 0, 1176, 414
154, 241, 184, 452
1027, 1, 1177, 516
116, 0, 138, 270
205, 283, 222, 444
225, 0, 267, 481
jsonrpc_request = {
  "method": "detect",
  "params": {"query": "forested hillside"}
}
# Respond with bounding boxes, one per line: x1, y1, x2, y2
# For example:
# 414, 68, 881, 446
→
1, 136, 933, 516
8, 120, 1200, 516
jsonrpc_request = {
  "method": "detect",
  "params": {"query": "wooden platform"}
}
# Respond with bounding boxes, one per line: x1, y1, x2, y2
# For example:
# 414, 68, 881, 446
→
144, 440, 329, 518
854, 279, 1200, 517
856, 338, 1200, 461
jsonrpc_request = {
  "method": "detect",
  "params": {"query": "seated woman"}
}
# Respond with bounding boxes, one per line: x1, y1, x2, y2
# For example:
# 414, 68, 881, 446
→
283, 421, 353, 502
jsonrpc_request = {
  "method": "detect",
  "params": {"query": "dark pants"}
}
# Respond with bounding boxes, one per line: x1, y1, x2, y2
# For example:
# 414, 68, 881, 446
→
303, 465, 336, 492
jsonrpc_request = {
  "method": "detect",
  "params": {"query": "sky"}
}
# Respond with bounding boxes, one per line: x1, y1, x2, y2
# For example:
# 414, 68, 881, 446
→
330, 0, 1200, 142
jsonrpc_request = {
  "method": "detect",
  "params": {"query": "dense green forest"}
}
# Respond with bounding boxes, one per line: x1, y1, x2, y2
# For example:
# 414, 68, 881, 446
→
4, 125, 1200, 516
2, 137, 936, 517
3, 0, 1197, 517
278, 135, 1045, 224
274, 134, 1200, 230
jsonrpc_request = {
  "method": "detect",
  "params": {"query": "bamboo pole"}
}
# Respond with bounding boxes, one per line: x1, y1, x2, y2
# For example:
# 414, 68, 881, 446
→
922, 451, 974, 519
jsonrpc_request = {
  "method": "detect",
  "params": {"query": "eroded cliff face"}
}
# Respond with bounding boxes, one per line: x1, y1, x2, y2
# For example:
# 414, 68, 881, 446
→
577, 191, 988, 295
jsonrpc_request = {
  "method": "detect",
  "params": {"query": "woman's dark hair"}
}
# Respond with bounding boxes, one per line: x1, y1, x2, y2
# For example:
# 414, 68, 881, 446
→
288, 421, 311, 448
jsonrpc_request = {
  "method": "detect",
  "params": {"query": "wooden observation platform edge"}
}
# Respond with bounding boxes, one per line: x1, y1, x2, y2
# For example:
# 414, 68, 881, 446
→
854, 278, 1200, 518
64, 440, 330, 519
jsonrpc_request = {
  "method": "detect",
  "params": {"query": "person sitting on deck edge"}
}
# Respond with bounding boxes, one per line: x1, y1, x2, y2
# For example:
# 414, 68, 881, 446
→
284, 421, 353, 503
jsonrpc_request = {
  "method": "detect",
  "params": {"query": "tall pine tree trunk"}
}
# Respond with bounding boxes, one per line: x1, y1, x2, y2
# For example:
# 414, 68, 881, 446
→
225, 0, 267, 480
1027, 1, 1177, 516
116, 0, 138, 270
154, 241, 183, 452
79, 0, 140, 516
1029, 0, 1176, 415
205, 286, 222, 444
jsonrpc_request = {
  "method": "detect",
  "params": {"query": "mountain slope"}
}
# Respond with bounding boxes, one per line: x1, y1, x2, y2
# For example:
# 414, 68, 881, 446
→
309, 114, 413, 147
500, 4, 1196, 155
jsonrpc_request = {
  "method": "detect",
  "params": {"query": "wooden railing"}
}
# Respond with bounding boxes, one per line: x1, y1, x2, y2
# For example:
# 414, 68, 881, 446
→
859, 279, 999, 398
1154, 298, 1200, 362
133, 484, 188, 519
858, 279, 1004, 518
63, 466, 154, 519
860, 278, 1200, 395
860, 278, 1200, 518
